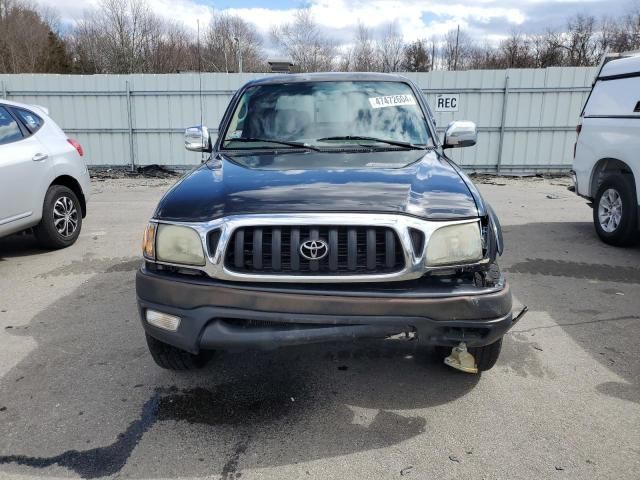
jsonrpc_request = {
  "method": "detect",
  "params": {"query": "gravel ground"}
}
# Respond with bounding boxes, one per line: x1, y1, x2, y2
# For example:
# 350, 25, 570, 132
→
0, 176, 638, 480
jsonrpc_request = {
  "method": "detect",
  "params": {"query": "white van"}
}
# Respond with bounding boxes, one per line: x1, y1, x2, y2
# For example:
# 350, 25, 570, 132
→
572, 52, 640, 246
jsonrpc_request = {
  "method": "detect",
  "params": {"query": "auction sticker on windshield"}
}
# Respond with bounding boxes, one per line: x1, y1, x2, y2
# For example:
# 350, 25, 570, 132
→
369, 94, 417, 109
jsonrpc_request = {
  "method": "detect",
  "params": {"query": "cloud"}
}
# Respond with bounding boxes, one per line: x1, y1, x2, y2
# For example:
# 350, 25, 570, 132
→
36, 0, 213, 29
37, 0, 630, 45
148, 0, 213, 27
223, 0, 527, 42
225, 6, 296, 34
35, 0, 99, 25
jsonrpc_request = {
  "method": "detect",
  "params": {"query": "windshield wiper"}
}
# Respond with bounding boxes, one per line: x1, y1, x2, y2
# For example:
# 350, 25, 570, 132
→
316, 135, 427, 150
224, 137, 320, 151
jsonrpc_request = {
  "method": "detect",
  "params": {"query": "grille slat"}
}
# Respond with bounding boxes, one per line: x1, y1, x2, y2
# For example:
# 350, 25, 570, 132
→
385, 229, 396, 268
309, 228, 319, 272
234, 229, 245, 269
328, 228, 338, 271
366, 228, 376, 270
290, 228, 300, 271
226, 225, 404, 276
272, 228, 281, 271
253, 228, 263, 270
347, 228, 357, 271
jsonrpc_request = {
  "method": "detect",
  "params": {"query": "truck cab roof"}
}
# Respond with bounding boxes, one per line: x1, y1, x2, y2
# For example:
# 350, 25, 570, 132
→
243, 72, 412, 87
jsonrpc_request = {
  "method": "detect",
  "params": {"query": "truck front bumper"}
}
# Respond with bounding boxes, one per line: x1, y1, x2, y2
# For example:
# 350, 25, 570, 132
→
136, 268, 516, 354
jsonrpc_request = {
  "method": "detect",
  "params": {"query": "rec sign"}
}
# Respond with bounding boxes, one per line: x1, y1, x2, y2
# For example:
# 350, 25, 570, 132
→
434, 94, 459, 112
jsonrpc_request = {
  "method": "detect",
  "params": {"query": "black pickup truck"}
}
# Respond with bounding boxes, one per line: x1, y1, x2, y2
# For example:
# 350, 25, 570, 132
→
136, 73, 524, 374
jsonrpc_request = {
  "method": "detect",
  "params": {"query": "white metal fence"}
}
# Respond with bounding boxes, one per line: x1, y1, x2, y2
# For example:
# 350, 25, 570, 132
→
0, 67, 597, 173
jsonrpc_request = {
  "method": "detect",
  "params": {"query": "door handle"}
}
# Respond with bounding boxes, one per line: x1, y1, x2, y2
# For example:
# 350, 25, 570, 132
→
32, 153, 48, 162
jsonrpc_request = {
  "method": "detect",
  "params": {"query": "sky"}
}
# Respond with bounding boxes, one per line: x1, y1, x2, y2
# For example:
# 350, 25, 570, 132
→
38, 0, 639, 48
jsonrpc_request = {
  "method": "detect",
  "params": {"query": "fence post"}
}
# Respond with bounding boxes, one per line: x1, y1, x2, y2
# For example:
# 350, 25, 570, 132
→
496, 73, 510, 175
1, 80, 6, 99
125, 80, 135, 171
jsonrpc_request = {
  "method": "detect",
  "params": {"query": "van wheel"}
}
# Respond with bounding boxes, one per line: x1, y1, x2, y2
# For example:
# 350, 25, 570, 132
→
34, 185, 82, 249
593, 175, 638, 246
145, 334, 212, 371
435, 338, 503, 372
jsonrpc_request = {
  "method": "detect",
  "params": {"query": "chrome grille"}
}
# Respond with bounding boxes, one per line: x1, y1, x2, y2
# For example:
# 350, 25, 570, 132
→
224, 226, 405, 275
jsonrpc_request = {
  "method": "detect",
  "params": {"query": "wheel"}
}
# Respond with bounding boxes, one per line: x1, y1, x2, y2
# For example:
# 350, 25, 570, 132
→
145, 333, 212, 371
470, 338, 502, 372
593, 175, 638, 246
34, 185, 82, 249
435, 338, 503, 372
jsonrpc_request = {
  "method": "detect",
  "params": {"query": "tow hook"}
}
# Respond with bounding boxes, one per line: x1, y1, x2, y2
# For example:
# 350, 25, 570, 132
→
444, 342, 478, 374
444, 306, 529, 374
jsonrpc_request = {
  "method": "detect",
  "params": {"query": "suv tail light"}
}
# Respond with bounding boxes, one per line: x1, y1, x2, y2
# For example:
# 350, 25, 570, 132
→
67, 138, 84, 157
573, 120, 582, 158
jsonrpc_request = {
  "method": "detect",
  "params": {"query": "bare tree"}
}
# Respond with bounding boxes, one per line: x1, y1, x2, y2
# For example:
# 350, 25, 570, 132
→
0, 0, 71, 73
349, 22, 379, 71
144, 20, 193, 73
600, 6, 640, 54
499, 32, 535, 68
427, 36, 439, 70
401, 39, 430, 72
8, 0, 640, 75
68, 0, 194, 73
562, 14, 598, 66
337, 46, 352, 71
528, 30, 565, 67
466, 42, 503, 69
378, 22, 404, 72
203, 12, 264, 73
442, 27, 473, 70
270, 9, 336, 72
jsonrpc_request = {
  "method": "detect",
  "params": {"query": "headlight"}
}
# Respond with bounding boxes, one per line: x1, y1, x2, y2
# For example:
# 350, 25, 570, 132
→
152, 224, 205, 266
426, 222, 483, 266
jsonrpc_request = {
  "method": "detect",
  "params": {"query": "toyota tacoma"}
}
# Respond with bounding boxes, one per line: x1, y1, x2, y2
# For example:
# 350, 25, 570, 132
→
136, 73, 525, 374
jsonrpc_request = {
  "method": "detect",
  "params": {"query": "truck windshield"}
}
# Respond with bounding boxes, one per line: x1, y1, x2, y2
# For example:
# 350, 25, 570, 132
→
222, 81, 432, 150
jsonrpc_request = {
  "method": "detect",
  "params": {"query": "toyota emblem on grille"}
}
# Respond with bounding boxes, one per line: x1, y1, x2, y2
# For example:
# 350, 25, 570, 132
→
299, 239, 329, 260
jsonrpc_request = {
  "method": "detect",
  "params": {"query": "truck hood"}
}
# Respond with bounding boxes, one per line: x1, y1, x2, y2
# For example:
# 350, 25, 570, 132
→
154, 150, 479, 222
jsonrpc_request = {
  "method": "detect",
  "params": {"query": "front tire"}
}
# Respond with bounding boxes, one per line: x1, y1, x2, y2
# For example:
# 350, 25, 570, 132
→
34, 185, 82, 249
145, 333, 212, 371
436, 338, 503, 372
593, 175, 638, 246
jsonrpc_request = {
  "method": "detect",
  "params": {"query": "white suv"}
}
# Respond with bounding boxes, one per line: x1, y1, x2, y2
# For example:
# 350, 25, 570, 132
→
572, 52, 640, 246
0, 99, 90, 248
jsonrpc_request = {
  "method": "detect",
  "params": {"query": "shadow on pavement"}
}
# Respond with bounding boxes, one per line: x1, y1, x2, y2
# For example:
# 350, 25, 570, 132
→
0, 263, 480, 479
501, 221, 640, 405
4, 220, 636, 478
0, 234, 46, 261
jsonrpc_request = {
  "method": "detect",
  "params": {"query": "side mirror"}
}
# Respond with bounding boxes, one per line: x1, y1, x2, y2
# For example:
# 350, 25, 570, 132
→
185, 125, 212, 152
443, 121, 477, 149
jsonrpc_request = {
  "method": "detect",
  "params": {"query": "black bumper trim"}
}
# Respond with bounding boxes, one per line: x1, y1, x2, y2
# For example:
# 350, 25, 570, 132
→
138, 299, 515, 353
136, 268, 514, 353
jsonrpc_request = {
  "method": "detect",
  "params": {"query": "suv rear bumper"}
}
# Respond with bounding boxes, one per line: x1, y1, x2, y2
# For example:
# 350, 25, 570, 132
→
136, 268, 515, 354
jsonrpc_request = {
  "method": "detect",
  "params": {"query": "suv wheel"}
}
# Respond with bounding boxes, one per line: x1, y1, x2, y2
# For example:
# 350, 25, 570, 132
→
593, 175, 638, 246
34, 185, 82, 249
145, 334, 212, 370
435, 338, 503, 372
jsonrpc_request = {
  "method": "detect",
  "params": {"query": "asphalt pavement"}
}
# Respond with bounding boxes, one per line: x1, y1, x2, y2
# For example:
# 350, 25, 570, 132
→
0, 175, 638, 480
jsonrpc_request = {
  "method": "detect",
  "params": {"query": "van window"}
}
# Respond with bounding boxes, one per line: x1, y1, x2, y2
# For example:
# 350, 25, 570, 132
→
0, 106, 23, 145
584, 76, 640, 117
